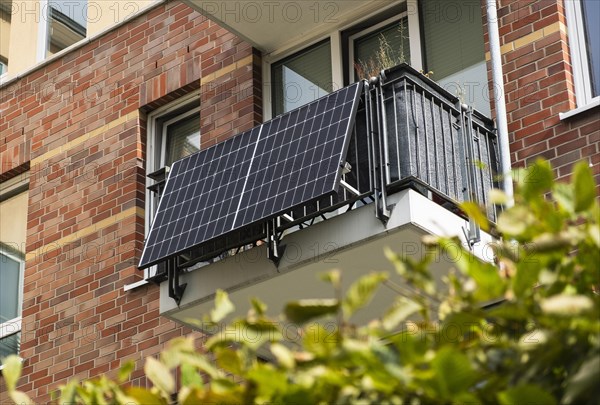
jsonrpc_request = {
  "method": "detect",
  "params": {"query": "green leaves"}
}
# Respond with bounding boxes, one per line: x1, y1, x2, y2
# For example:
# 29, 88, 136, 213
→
210, 289, 234, 323
563, 355, 600, 404
144, 357, 175, 394
284, 299, 340, 324
437, 238, 505, 302
2, 355, 22, 391
342, 272, 388, 318
540, 294, 594, 316
118, 360, 135, 383
460, 201, 490, 231
573, 161, 595, 212
33, 159, 599, 405
498, 384, 556, 405
427, 348, 477, 401
497, 205, 536, 237
516, 159, 554, 201
382, 297, 421, 330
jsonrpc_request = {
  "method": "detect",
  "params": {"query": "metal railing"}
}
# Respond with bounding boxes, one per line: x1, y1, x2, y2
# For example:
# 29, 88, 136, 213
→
147, 64, 501, 282
353, 63, 501, 223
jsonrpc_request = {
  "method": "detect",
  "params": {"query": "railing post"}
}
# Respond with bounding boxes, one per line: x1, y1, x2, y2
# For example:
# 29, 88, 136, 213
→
366, 77, 390, 222
461, 105, 481, 246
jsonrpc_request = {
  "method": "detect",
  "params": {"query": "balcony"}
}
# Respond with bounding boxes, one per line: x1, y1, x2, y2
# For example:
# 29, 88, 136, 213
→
152, 64, 500, 326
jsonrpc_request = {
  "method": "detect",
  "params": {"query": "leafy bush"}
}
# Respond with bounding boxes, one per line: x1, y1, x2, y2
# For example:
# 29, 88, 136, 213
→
3, 160, 598, 404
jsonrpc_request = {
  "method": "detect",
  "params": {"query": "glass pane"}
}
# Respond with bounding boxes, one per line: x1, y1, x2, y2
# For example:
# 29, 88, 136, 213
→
582, 0, 600, 97
422, 0, 485, 79
354, 18, 410, 80
166, 114, 201, 165
0, 332, 21, 358
421, 0, 490, 115
272, 40, 332, 116
47, 0, 87, 56
0, 252, 20, 323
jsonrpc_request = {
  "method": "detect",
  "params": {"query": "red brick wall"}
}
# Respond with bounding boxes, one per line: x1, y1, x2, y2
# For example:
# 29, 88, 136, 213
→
0, 2, 261, 402
483, 0, 599, 190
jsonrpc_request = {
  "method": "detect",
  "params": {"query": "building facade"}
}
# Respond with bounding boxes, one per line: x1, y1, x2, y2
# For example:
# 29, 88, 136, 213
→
0, 0, 598, 402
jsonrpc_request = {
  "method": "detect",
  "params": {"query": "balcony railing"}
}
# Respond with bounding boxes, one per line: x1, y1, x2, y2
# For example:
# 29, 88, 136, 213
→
371, 64, 500, 222
147, 63, 501, 282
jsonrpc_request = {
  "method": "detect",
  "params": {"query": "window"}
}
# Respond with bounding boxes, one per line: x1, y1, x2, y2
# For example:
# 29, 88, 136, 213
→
0, 0, 11, 76
349, 14, 411, 81
271, 40, 333, 116
0, 247, 23, 359
38, 0, 87, 60
160, 108, 201, 168
266, 1, 489, 118
565, 0, 600, 108
420, 0, 490, 115
0, 175, 28, 359
124, 95, 200, 288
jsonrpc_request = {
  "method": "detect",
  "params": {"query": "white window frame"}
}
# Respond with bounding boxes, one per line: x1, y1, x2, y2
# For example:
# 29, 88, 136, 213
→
0, 247, 25, 359
124, 91, 201, 291
263, 0, 422, 120
348, 11, 417, 82
159, 106, 202, 168
0, 60, 7, 80
0, 174, 28, 360
563, 0, 600, 114
36, 0, 88, 62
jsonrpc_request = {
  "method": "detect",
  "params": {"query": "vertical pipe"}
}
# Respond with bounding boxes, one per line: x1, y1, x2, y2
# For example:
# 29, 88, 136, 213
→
486, 0, 514, 206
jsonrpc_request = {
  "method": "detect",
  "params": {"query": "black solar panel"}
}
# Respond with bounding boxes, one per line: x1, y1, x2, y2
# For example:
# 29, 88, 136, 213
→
139, 82, 363, 269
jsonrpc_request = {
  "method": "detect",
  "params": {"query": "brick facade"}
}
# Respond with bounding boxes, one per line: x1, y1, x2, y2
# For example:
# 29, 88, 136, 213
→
0, 2, 261, 402
0, 0, 598, 402
484, 0, 599, 191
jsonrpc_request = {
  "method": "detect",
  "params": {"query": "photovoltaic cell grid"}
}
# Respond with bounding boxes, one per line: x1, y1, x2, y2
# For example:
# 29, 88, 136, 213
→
139, 82, 363, 269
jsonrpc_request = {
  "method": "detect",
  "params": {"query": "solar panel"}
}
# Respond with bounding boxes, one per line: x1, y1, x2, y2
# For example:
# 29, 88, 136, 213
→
139, 82, 363, 269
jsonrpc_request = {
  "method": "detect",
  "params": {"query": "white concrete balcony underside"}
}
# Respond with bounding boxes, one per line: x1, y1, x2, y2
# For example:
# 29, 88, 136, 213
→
160, 188, 494, 329
182, 0, 401, 53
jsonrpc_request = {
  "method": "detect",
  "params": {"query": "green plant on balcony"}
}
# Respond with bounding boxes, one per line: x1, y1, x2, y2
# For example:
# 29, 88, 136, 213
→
354, 20, 433, 80
3, 159, 599, 404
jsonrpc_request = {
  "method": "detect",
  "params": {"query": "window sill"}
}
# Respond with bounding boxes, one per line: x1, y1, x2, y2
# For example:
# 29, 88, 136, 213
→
123, 279, 150, 291
559, 98, 600, 120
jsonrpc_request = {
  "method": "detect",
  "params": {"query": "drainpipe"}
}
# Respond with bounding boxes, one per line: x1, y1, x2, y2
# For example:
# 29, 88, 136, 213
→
486, 0, 514, 206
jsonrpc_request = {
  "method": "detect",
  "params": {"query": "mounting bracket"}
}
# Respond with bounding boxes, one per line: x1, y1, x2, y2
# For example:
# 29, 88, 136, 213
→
266, 218, 286, 267
167, 257, 187, 306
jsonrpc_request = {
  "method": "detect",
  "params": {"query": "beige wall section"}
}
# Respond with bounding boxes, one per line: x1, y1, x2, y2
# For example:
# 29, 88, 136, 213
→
86, 0, 158, 37
0, 192, 29, 254
6, 1, 39, 75
0, 8, 10, 62
2, 0, 160, 76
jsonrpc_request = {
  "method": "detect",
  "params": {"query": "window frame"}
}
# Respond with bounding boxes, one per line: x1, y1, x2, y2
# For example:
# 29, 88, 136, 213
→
348, 12, 412, 82
564, 0, 600, 110
0, 248, 24, 325
270, 38, 334, 118
124, 92, 201, 290
36, 0, 88, 62
159, 105, 202, 168
262, 0, 422, 120
0, 0, 11, 79
0, 174, 28, 360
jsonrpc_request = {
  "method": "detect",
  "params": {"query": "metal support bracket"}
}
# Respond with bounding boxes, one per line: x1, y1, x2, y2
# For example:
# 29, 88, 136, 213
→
462, 219, 481, 250
167, 257, 187, 306
461, 105, 481, 247
266, 219, 286, 267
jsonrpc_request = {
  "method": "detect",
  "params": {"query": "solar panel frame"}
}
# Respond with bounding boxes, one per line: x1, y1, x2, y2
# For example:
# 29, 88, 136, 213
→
139, 82, 363, 269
